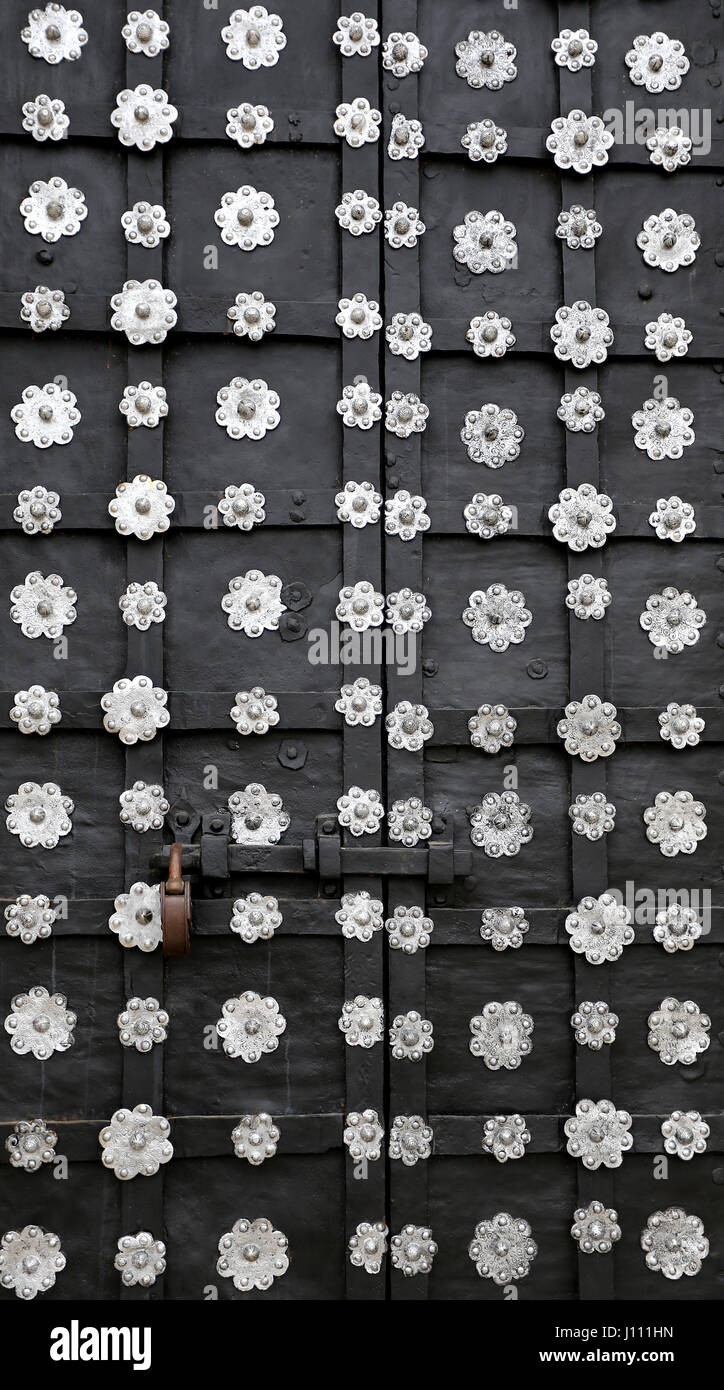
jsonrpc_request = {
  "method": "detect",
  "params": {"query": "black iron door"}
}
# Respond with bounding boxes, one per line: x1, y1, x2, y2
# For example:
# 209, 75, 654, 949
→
0, 0, 722, 1305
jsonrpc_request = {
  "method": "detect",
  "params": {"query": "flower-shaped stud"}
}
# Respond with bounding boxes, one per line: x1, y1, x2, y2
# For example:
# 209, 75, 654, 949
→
337, 786, 384, 837
571, 1001, 618, 1051
333, 98, 381, 147
461, 119, 507, 164
337, 378, 382, 429
100, 1105, 172, 1180
5, 1119, 57, 1171
453, 210, 517, 275
222, 571, 286, 635
467, 311, 515, 359
384, 202, 425, 249
118, 782, 168, 832
455, 29, 516, 88
230, 688, 278, 735
11, 382, 80, 448
468, 705, 517, 754
385, 312, 431, 359
20, 285, 69, 331
119, 383, 167, 429
637, 209, 699, 272
21, 94, 69, 141
661, 1111, 709, 1161
550, 302, 613, 367
117, 997, 168, 1052
336, 580, 384, 631
565, 1100, 633, 1169
108, 475, 175, 539
625, 33, 689, 92
122, 10, 169, 55
215, 186, 279, 250
480, 906, 528, 951
463, 584, 531, 651
22, 5, 87, 62
648, 998, 710, 1065
463, 494, 513, 540
336, 189, 381, 235
336, 293, 382, 340
639, 588, 705, 653
386, 701, 433, 752
482, 1115, 530, 1162
653, 903, 702, 953
556, 205, 602, 249
469, 791, 533, 857
333, 12, 379, 56
557, 695, 621, 761
659, 702, 704, 749
644, 790, 707, 856
389, 1116, 432, 1165
391, 1226, 437, 1277
0, 1226, 65, 1300
344, 1110, 383, 1162
115, 1232, 166, 1288
222, 5, 286, 64
10, 685, 61, 735
387, 798, 432, 847
4, 987, 75, 1059
569, 793, 616, 841
218, 484, 266, 531
385, 906, 434, 955
641, 1209, 707, 1280
645, 314, 691, 363
547, 110, 613, 173
111, 86, 177, 149
226, 102, 273, 148
566, 574, 611, 621
119, 582, 167, 629
385, 490, 429, 541
4, 894, 56, 945
230, 893, 282, 943
469, 1215, 536, 1284
216, 991, 286, 1061
101, 676, 169, 745
647, 126, 692, 172
460, 403, 524, 467
348, 1222, 387, 1275
108, 883, 161, 952
565, 894, 634, 965
558, 386, 604, 432
217, 1218, 289, 1291
121, 202, 169, 248
387, 113, 424, 160
228, 785, 290, 845
385, 391, 428, 436
338, 996, 384, 1048
571, 1204, 621, 1255
632, 397, 694, 460
6, 782, 73, 849
110, 280, 177, 344
552, 28, 597, 69
216, 378, 280, 439
336, 891, 384, 942
227, 291, 275, 340
382, 31, 426, 75
549, 485, 615, 551
20, 177, 86, 241
335, 481, 382, 527
469, 1000, 533, 1067
232, 1114, 280, 1165
386, 589, 431, 635
335, 678, 383, 728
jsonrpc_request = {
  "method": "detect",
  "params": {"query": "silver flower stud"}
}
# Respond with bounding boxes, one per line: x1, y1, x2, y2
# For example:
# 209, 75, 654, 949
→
222, 6, 286, 65
647, 126, 692, 172
558, 386, 604, 432
386, 588, 431, 634
641, 1209, 707, 1280
468, 704, 517, 754
571, 1001, 618, 1051
335, 480, 382, 527
482, 1115, 530, 1162
100, 1104, 172, 1179
108, 474, 174, 538
455, 30, 517, 89
464, 493, 513, 539
385, 391, 428, 435
658, 702, 704, 749
639, 588, 705, 653
653, 903, 702, 953
216, 991, 286, 1061
110, 280, 177, 344
4, 895, 56, 945
461, 119, 507, 164
108, 882, 161, 952
336, 190, 381, 236
552, 28, 597, 70
333, 13, 379, 56
549, 484, 615, 550
9, 569, 76, 639
11, 382, 79, 447
387, 798, 432, 847
453, 210, 517, 274
22, 5, 87, 62
571, 1203, 621, 1255
463, 583, 531, 651
389, 1116, 432, 1165
337, 786, 384, 836
338, 995, 384, 1048
661, 1111, 709, 1161
566, 574, 611, 620
118, 781, 169, 832
385, 906, 434, 954
230, 893, 282, 943
6, 782, 73, 849
333, 98, 381, 147
5, 1119, 57, 1171
227, 291, 276, 340
119, 383, 167, 428
217, 1218, 289, 1292
632, 396, 694, 459
469, 1214, 536, 1284
336, 891, 383, 942
384, 202, 424, 248
228, 785, 290, 845
625, 33, 689, 93
230, 687, 278, 735
337, 580, 384, 631
336, 293, 382, 340
215, 185, 279, 250
387, 113, 424, 160
232, 1114, 280, 1164
644, 790, 707, 856
569, 792, 616, 841
111, 86, 177, 149
480, 906, 528, 951
565, 1099, 633, 1169
344, 1110, 383, 1162
556, 205, 602, 249
0, 1226, 65, 1300
222, 571, 285, 635
337, 378, 382, 429
385, 311, 431, 359
546, 110, 613, 173
4, 986, 75, 1059
469, 1000, 534, 1067
551, 301, 613, 367
557, 695, 621, 761
391, 1226, 437, 1277
216, 377, 280, 438
226, 102, 273, 147
348, 1222, 387, 1274
637, 209, 699, 272
115, 1232, 166, 1288
647, 998, 710, 1065
469, 791, 533, 857
644, 314, 691, 362
382, 31, 426, 75
335, 678, 383, 728
117, 997, 168, 1052
565, 893, 634, 964
460, 403, 524, 467
21, 94, 69, 141
101, 676, 169, 745
467, 311, 515, 359
386, 701, 433, 752
20, 176, 86, 241
119, 582, 167, 629
121, 201, 169, 247
385, 490, 429, 540
10, 685, 61, 735
218, 484, 266, 530
20, 284, 69, 330
122, 10, 169, 55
